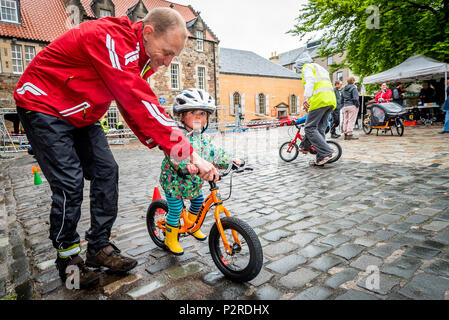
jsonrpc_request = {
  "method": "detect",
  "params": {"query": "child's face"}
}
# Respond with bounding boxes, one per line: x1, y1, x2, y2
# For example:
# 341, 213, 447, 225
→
181, 110, 208, 131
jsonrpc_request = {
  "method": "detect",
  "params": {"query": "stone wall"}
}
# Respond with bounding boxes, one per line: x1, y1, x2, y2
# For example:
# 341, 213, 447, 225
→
148, 38, 219, 114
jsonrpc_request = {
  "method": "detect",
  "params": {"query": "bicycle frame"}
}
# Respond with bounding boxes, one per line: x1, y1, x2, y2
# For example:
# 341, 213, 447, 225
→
286, 130, 302, 152
364, 114, 399, 129
286, 127, 317, 153
156, 185, 241, 256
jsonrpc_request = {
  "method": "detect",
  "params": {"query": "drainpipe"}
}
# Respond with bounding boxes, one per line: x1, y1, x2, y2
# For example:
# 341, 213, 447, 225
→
212, 42, 218, 122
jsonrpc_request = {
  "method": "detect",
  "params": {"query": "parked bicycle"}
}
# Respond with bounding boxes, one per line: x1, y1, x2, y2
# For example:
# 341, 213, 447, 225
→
279, 123, 342, 164
146, 160, 263, 282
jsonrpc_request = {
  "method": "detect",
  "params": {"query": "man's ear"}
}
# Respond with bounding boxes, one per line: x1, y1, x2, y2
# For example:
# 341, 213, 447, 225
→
143, 24, 155, 40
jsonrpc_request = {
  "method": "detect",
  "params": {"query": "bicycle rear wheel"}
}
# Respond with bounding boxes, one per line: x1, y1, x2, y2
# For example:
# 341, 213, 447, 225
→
146, 199, 168, 249
395, 118, 404, 136
279, 141, 299, 162
209, 217, 263, 282
326, 140, 342, 163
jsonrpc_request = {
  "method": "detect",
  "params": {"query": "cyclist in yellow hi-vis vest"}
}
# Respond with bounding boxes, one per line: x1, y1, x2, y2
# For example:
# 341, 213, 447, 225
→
100, 117, 109, 134
295, 53, 337, 166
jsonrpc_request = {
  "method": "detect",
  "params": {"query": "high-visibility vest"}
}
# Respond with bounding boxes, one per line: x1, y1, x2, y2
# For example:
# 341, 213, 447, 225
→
302, 63, 336, 112
100, 118, 109, 133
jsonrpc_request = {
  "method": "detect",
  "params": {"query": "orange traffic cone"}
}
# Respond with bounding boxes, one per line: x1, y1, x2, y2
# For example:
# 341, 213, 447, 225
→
152, 186, 162, 202
152, 187, 164, 214
32, 166, 43, 185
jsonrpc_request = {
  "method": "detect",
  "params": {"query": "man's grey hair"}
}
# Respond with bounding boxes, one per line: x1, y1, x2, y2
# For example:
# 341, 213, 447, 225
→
143, 7, 187, 38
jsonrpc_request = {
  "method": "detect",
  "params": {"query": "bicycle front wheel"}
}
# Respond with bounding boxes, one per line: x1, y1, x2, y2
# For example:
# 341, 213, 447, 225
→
279, 141, 299, 162
363, 115, 372, 134
146, 199, 168, 249
209, 217, 263, 282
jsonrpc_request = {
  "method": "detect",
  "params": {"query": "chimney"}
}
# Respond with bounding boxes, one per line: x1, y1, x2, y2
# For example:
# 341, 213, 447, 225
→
269, 51, 279, 64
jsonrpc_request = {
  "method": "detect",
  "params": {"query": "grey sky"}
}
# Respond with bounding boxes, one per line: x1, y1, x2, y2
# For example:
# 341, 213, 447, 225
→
173, 0, 311, 59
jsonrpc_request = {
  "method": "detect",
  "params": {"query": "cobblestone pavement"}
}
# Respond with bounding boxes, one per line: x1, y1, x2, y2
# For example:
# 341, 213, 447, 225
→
1, 125, 449, 300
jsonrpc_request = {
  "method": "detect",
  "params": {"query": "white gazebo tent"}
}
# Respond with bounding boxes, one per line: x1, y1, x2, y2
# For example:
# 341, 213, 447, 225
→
361, 55, 449, 121
362, 54, 449, 99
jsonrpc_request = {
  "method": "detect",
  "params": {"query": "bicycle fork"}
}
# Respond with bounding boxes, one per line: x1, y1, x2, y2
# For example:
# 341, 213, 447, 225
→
214, 204, 241, 256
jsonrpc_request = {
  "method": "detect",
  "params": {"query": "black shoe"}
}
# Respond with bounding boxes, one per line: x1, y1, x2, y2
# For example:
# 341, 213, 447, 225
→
55, 255, 100, 289
439, 131, 449, 134
331, 134, 341, 139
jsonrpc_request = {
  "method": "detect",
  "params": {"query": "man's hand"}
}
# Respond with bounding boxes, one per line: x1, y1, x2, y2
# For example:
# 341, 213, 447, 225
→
190, 151, 219, 182
303, 100, 310, 112
185, 163, 199, 175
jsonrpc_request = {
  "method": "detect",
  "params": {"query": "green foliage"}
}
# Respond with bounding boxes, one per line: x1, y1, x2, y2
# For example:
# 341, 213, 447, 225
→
289, 0, 449, 78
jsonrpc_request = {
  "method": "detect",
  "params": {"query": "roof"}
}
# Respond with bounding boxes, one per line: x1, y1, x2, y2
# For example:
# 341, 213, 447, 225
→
0, 0, 217, 43
219, 48, 300, 80
363, 55, 449, 84
278, 38, 338, 66
279, 45, 321, 66
0, 0, 70, 42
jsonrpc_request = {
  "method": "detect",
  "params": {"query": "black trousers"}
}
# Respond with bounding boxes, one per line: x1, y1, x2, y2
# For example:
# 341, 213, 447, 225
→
17, 107, 119, 253
330, 108, 341, 134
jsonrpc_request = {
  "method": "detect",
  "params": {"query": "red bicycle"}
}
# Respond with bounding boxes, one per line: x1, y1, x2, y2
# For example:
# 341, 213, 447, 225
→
279, 124, 342, 163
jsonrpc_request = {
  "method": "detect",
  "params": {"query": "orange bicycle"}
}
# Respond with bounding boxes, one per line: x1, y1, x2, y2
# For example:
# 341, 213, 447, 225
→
146, 161, 263, 282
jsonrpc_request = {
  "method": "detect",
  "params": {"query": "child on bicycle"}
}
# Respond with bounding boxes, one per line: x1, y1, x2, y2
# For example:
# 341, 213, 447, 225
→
160, 88, 242, 255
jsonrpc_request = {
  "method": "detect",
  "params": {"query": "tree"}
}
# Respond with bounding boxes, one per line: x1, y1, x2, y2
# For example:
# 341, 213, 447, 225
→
288, 0, 449, 78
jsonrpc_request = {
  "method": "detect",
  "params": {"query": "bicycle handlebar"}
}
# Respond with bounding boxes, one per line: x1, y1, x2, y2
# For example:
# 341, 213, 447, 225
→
176, 160, 252, 180
294, 123, 304, 130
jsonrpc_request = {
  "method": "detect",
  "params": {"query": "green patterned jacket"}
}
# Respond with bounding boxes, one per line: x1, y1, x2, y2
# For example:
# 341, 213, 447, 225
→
160, 129, 234, 199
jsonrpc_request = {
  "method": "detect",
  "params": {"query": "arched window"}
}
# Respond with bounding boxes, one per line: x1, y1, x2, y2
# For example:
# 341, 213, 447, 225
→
233, 92, 241, 115
258, 93, 265, 114
290, 95, 297, 114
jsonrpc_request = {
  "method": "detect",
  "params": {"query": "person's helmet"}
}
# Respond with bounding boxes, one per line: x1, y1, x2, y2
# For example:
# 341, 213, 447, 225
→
172, 88, 216, 115
295, 52, 314, 73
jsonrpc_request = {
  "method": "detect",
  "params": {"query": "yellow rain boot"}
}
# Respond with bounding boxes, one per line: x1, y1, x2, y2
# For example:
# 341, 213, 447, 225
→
164, 225, 184, 256
188, 213, 207, 241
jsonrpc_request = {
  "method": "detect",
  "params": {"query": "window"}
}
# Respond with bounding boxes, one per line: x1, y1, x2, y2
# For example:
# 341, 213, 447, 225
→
170, 63, 179, 90
290, 95, 297, 114
197, 66, 205, 90
99, 9, 112, 18
337, 71, 343, 81
196, 31, 204, 51
327, 56, 333, 66
1, 0, 18, 23
24, 46, 35, 66
11, 44, 23, 74
258, 93, 266, 114
306, 40, 321, 49
107, 107, 118, 128
232, 92, 241, 115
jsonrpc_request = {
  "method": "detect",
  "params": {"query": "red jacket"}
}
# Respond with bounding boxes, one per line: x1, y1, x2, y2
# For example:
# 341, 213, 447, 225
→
14, 16, 192, 160
375, 89, 392, 103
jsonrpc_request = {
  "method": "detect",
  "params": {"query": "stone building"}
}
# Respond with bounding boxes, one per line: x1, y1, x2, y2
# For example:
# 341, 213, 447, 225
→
0, 0, 219, 130
219, 48, 303, 123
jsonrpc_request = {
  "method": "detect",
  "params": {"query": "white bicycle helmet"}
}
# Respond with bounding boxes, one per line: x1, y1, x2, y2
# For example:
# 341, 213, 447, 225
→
173, 88, 216, 115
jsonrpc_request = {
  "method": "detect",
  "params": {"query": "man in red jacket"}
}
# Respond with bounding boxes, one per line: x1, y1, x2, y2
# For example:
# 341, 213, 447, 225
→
15, 7, 218, 288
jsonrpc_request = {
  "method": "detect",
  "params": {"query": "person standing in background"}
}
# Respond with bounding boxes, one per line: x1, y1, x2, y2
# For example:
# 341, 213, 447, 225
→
331, 80, 343, 138
341, 77, 360, 140
440, 78, 449, 134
